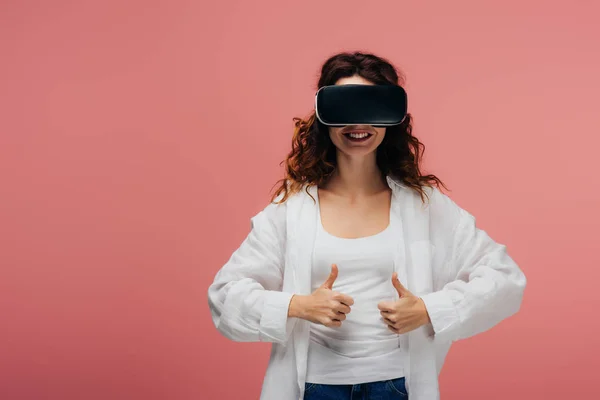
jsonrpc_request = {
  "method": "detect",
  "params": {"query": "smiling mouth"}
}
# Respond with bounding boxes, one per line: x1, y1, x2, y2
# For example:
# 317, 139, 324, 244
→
343, 131, 373, 142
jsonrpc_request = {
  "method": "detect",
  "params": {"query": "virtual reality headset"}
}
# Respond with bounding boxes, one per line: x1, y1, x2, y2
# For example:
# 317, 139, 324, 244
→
314, 84, 408, 127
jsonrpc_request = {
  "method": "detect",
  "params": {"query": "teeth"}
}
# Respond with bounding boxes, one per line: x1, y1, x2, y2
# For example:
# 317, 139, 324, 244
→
348, 132, 369, 139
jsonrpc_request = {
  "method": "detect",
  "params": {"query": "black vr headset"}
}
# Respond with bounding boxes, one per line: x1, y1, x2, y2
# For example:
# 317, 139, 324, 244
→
315, 84, 408, 127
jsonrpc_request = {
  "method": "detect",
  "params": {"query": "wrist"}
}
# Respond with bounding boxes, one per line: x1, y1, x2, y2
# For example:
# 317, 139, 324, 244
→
288, 294, 307, 319
418, 297, 431, 325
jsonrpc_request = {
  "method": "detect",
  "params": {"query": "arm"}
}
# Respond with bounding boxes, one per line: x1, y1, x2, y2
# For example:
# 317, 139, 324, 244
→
207, 201, 298, 344
420, 191, 527, 343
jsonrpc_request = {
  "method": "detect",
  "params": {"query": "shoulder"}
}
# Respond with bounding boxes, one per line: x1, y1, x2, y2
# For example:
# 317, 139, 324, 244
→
388, 177, 461, 215
390, 178, 469, 231
250, 187, 303, 237
252, 198, 287, 236
427, 185, 473, 222
426, 186, 461, 215
423, 186, 482, 249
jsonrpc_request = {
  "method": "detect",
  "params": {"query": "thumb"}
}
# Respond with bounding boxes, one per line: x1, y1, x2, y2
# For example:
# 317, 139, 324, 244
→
392, 272, 410, 297
321, 264, 338, 289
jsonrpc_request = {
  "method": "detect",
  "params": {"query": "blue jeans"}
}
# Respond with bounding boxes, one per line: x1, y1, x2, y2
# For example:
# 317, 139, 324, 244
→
303, 377, 408, 399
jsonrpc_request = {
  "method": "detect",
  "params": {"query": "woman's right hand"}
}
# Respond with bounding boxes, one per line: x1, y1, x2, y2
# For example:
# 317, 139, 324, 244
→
288, 264, 354, 327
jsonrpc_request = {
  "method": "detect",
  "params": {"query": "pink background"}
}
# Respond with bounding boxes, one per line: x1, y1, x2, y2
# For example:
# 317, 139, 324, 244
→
1, 1, 599, 399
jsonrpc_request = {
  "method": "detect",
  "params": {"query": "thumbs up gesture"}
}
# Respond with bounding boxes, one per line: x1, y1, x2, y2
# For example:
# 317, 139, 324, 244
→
377, 272, 431, 334
288, 264, 354, 328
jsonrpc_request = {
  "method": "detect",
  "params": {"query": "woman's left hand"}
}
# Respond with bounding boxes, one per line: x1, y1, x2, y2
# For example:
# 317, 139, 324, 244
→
377, 272, 431, 334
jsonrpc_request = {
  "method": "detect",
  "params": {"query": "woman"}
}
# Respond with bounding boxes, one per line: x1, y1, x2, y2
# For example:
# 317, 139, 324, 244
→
207, 51, 527, 400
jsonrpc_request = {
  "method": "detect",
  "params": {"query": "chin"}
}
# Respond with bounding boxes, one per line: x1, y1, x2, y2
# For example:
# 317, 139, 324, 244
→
339, 145, 378, 157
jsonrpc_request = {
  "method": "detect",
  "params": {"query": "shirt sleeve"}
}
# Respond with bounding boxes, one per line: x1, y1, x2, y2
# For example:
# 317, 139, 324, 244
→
207, 201, 298, 344
419, 191, 527, 343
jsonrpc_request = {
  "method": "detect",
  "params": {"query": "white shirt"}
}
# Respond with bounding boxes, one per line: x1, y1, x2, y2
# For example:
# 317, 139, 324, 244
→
207, 176, 527, 400
305, 198, 405, 384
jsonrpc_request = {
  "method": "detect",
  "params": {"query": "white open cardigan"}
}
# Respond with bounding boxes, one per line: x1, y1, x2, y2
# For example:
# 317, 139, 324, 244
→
207, 176, 527, 400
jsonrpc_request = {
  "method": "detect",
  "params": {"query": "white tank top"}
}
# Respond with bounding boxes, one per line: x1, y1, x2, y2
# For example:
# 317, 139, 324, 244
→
305, 198, 406, 384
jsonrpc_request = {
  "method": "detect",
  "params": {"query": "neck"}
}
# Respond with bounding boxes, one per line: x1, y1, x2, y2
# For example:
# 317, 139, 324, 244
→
325, 151, 388, 196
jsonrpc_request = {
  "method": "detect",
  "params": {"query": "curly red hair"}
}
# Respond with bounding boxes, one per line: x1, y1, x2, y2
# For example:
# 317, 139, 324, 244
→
270, 51, 447, 204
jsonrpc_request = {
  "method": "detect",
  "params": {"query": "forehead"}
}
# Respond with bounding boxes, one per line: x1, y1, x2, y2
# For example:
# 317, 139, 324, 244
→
334, 75, 375, 86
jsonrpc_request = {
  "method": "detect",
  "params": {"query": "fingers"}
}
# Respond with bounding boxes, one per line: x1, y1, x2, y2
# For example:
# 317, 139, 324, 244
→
377, 301, 395, 312
387, 324, 401, 334
331, 310, 347, 321
320, 309, 345, 327
333, 292, 354, 307
381, 312, 396, 323
325, 299, 351, 327
321, 295, 352, 328
382, 315, 402, 333
321, 264, 339, 289
392, 272, 410, 297
334, 303, 352, 315
319, 264, 354, 306
326, 319, 342, 328
381, 314, 414, 334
